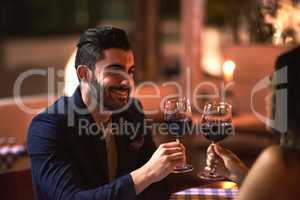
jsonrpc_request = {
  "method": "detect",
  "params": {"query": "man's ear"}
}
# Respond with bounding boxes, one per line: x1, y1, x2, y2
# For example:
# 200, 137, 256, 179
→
76, 65, 90, 81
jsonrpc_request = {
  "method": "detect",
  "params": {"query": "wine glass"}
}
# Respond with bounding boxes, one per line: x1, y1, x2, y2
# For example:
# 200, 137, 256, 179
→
164, 96, 194, 173
198, 101, 233, 180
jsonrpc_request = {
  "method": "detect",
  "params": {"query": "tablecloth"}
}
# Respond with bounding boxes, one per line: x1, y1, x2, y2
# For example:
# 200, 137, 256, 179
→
170, 188, 239, 200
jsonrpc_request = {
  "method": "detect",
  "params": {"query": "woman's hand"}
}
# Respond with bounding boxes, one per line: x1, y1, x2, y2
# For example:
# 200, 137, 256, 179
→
206, 144, 249, 184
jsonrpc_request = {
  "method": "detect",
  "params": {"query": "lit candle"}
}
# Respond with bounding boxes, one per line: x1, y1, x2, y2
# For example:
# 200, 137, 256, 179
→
222, 60, 236, 82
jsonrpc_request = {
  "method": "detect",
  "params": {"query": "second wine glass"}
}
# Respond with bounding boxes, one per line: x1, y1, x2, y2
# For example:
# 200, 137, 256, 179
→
164, 96, 194, 173
198, 101, 234, 180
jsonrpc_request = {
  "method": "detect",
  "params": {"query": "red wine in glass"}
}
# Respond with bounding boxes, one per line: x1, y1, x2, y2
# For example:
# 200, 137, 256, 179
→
165, 118, 193, 138
198, 101, 233, 180
164, 97, 194, 173
201, 120, 233, 143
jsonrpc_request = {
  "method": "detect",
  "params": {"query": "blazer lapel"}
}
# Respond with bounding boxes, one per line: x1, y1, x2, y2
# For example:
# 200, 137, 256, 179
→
71, 87, 109, 183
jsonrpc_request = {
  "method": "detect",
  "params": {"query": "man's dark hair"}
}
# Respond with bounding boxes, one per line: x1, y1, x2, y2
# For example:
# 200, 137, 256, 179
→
75, 26, 131, 70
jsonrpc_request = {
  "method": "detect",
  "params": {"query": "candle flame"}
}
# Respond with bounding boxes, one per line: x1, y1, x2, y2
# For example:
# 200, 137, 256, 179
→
223, 60, 236, 81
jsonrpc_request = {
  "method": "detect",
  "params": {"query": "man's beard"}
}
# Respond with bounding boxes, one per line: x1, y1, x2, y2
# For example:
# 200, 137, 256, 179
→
89, 76, 130, 112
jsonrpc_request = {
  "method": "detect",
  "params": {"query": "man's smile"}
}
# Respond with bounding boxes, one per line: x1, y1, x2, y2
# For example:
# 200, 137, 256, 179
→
110, 85, 131, 102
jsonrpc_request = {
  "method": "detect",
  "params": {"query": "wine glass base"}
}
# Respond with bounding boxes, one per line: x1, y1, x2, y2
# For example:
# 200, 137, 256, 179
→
173, 164, 194, 173
197, 170, 225, 181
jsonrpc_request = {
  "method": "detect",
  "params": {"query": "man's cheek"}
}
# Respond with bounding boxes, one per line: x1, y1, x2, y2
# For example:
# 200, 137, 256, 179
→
102, 77, 116, 94
102, 76, 111, 86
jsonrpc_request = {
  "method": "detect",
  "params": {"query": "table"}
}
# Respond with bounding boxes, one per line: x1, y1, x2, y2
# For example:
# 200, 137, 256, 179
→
170, 188, 239, 200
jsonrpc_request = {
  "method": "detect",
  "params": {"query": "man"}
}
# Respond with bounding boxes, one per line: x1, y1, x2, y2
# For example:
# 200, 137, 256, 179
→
28, 26, 186, 200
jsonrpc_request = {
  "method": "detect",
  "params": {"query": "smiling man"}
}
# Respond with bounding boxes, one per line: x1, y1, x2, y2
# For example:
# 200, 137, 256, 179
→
27, 26, 186, 200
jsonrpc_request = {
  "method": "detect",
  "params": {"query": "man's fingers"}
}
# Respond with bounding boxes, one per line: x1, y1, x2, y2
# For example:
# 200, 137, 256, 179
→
167, 152, 184, 161
179, 142, 186, 151
159, 142, 186, 155
183, 153, 187, 164
162, 147, 183, 155
171, 159, 185, 168
159, 142, 182, 149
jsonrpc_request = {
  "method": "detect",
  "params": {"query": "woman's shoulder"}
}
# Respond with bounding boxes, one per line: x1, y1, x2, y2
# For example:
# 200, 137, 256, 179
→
236, 145, 300, 200
259, 145, 300, 169
258, 145, 284, 165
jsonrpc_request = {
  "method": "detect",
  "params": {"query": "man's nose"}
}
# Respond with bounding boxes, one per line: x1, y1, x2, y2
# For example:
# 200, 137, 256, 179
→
120, 79, 130, 88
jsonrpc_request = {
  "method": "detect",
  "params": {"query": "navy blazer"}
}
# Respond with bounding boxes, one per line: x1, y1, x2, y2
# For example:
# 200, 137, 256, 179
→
28, 87, 171, 200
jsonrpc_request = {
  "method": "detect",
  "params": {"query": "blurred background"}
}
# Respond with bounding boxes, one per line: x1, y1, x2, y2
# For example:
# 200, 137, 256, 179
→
0, 0, 298, 198
0, 0, 293, 97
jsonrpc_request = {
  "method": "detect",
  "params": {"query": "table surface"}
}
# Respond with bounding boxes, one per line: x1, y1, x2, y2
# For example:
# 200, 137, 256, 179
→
170, 187, 239, 200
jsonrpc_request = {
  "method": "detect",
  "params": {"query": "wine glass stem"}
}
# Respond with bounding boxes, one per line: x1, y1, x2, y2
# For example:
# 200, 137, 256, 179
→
175, 137, 184, 168
208, 141, 217, 174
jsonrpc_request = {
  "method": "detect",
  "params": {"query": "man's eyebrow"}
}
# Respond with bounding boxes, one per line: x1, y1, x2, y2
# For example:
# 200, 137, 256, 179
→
104, 64, 135, 72
104, 64, 125, 70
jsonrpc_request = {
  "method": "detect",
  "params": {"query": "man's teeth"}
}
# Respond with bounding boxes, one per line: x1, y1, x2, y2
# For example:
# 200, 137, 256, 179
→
113, 90, 128, 96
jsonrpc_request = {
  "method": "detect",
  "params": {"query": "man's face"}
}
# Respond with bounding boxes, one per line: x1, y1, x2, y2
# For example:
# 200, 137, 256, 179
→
89, 48, 135, 112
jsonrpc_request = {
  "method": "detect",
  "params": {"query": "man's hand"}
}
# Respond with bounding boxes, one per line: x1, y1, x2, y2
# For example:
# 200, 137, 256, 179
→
131, 141, 186, 194
144, 141, 186, 182
206, 144, 248, 184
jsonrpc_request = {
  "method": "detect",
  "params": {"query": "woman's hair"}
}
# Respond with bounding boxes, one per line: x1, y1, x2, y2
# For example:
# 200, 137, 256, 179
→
274, 46, 300, 144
